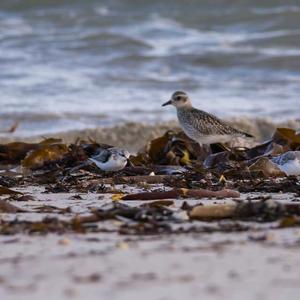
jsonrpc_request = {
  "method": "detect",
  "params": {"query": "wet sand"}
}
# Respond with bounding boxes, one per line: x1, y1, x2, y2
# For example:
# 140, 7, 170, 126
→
0, 119, 300, 300
1, 229, 300, 300
0, 187, 299, 300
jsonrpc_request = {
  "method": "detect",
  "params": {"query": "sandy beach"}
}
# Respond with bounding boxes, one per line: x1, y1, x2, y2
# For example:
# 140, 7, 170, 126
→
0, 186, 300, 300
1, 1, 300, 299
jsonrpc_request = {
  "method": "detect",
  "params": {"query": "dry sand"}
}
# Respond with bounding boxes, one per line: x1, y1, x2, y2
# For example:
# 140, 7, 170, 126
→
0, 186, 299, 300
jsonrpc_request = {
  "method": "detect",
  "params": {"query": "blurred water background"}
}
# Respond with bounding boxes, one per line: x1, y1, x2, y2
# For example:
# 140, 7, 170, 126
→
0, 0, 300, 136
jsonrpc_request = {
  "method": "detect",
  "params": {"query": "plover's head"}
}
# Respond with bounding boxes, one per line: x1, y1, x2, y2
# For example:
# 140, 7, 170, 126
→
162, 91, 192, 108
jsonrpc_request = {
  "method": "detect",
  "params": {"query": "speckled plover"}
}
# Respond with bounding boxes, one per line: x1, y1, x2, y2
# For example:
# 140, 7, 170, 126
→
162, 91, 253, 146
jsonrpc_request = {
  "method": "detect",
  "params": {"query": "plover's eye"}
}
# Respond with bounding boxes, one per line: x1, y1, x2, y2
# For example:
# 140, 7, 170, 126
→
176, 96, 181, 101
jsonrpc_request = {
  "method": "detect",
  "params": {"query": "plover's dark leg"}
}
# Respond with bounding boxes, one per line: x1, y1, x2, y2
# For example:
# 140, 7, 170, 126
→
198, 143, 211, 159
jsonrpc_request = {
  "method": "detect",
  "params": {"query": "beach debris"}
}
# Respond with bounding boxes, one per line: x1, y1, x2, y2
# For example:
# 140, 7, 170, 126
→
0, 121, 19, 134
72, 273, 102, 284
189, 203, 237, 220
0, 138, 64, 165
0, 127, 298, 239
249, 157, 284, 177
141, 200, 174, 207
0, 186, 23, 196
272, 128, 300, 149
22, 143, 69, 169
85, 175, 181, 186
1, 197, 300, 236
0, 200, 26, 213
189, 199, 290, 221
132, 130, 202, 166
121, 188, 240, 201
236, 176, 300, 194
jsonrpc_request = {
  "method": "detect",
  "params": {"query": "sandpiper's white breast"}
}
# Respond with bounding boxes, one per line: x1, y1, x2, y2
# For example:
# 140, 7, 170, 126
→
89, 156, 127, 171
89, 147, 129, 172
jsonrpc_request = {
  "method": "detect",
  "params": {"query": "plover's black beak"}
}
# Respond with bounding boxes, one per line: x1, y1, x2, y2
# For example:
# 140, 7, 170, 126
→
162, 100, 172, 107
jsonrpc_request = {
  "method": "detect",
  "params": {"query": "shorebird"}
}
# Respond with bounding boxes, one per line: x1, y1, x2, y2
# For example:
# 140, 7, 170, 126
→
89, 147, 130, 172
162, 91, 253, 146
271, 151, 300, 176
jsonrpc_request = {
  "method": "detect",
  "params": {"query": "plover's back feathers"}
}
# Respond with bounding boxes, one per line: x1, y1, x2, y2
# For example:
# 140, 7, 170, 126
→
177, 107, 252, 144
163, 91, 253, 145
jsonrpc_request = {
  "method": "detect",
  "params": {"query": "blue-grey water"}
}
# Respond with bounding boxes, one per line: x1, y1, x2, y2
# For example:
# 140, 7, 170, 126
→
0, 0, 300, 136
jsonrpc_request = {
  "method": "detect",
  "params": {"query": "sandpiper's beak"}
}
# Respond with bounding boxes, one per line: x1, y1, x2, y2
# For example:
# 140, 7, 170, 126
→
162, 100, 172, 107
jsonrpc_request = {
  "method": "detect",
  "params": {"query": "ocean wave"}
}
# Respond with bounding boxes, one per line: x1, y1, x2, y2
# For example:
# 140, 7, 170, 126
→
0, 111, 108, 122
0, 0, 299, 137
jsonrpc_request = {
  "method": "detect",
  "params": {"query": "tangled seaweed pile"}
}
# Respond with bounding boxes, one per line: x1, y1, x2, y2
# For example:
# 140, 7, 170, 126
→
0, 127, 299, 236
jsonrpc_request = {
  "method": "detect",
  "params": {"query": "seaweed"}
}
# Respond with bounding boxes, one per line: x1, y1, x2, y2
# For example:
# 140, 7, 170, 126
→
0, 127, 298, 237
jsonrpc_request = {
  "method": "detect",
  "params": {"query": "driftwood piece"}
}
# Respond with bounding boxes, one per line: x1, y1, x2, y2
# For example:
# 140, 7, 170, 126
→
189, 203, 237, 220
0, 121, 19, 134
121, 188, 240, 201
189, 201, 300, 221
88, 175, 180, 185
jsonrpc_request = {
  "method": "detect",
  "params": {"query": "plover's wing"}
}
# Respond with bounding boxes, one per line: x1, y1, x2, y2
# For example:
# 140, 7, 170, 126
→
189, 108, 253, 137
90, 149, 111, 163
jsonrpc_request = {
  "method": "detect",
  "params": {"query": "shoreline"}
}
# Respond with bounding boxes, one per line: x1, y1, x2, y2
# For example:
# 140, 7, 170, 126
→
1, 117, 300, 152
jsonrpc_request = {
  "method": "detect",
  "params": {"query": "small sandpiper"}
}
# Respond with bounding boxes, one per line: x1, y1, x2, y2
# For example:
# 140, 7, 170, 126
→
162, 91, 253, 146
89, 147, 130, 172
272, 151, 300, 176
